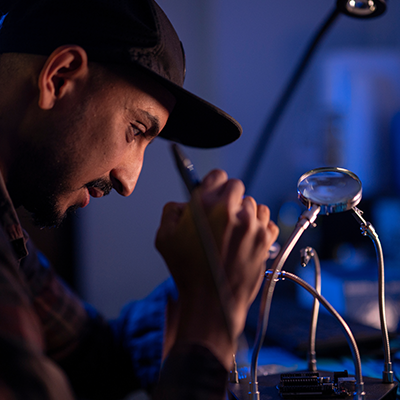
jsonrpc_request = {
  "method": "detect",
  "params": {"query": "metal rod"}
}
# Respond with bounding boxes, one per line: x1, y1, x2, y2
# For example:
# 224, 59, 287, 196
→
280, 270, 365, 400
249, 204, 320, 399
352, 207, 393, 383
300, 247, 321, 372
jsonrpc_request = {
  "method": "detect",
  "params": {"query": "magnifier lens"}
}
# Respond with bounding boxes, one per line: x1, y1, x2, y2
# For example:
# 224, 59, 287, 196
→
297, 168, 362, 214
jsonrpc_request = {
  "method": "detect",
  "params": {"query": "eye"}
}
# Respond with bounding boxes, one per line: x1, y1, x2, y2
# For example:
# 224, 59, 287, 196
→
127, 123, 145, 143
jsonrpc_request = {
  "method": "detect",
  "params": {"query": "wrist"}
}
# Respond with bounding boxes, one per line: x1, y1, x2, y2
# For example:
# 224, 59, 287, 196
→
174, 297, 241, 370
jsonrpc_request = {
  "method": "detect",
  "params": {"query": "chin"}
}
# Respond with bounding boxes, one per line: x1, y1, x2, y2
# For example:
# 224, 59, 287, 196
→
29, 201, 78, 229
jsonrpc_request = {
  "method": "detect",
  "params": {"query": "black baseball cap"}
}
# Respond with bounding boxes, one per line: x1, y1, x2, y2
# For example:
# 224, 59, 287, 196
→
0, 0, 242, 148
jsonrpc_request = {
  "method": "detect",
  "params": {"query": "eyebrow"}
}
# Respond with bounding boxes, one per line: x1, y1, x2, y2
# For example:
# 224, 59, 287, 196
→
141, 110, 161, 139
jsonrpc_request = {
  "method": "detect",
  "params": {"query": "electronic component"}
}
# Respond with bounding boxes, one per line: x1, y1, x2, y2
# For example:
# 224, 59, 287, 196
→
277, 371, 356, 398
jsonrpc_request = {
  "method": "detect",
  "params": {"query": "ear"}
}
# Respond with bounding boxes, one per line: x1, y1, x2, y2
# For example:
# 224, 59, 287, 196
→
38, 45, 89, 110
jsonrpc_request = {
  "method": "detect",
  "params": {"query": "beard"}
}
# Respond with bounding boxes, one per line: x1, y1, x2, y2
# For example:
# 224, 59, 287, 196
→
8, 155, 113, 228
7, 140, 113, 228
7, 142, 78, 228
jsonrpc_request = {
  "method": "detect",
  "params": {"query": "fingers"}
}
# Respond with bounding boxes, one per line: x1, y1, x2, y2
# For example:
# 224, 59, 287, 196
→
190, 169, 280, 262
155, 202, 186, 249
257, 203, 270, 228
159, 202, 186, 227
238, 198, 279, 262
236, 196, 257, 224
239, 198, 271, 231
201, 169, 228, 191
266, 220, 279, 248
200, 170, 245, 212
257, 203, 279, 248
200, 172, 278, 241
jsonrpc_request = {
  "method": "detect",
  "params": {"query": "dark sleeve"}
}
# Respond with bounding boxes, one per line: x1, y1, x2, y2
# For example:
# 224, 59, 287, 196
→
58, 279, 178, 399
0, 226, 75, 400
20, 242, 177, 399
113, 277, 178, 393
18, 241, 137, 399
154, 343, 229, 400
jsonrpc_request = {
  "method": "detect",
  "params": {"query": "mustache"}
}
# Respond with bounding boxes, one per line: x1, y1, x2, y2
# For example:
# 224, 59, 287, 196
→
85, 178, 113, 196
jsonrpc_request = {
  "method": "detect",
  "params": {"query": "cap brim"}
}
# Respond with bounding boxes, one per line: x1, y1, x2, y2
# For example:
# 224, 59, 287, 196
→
134, 64, 242, 149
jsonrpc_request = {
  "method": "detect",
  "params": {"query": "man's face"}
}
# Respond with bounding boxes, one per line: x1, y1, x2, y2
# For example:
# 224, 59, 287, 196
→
7, 66, 176, 227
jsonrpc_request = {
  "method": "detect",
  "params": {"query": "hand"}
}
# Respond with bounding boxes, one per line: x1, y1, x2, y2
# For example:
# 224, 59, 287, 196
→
155, 169, 279, 368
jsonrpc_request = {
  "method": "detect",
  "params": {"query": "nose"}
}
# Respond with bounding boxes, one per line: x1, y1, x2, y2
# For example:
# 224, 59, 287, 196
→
110, 152, 144, 197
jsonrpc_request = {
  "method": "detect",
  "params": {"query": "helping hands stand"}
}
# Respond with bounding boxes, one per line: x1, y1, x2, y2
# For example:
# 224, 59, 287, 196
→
246, 167, 395, 400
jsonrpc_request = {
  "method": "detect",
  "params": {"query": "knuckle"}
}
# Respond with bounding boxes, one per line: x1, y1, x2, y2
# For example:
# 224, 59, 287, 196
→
211, 168, 228, 178
244, 195, 257, 207
202, 169, 228, 188
162, 201, 178, 213
258, 203, 270, 218
227, 178, 245, 193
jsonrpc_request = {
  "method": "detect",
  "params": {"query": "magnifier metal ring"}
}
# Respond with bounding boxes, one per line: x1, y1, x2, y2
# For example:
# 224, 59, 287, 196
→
297, 167, 362, 215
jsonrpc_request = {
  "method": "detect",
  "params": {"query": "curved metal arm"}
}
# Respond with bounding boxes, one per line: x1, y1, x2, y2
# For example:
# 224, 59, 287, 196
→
352, 207, 393, 383
249, 205, 320, 400
300, 247, 321, 372
279, 270, 365, 400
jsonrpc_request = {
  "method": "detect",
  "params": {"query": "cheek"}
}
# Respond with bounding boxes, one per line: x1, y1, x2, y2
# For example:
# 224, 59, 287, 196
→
70, 110, 149, 184
89, 145, 125, 174
78, 122, 126, 171
68, 140, 120, 185
83, 141, 147, 182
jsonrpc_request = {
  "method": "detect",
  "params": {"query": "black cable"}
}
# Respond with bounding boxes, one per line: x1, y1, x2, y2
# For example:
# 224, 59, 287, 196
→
241, 7, 340, 191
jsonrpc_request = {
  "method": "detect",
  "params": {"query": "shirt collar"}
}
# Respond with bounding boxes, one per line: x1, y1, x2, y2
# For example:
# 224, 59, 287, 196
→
0, 171, 28, 260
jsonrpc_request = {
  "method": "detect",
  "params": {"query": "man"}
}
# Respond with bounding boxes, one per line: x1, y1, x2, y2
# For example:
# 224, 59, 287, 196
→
0, 0, 279, 399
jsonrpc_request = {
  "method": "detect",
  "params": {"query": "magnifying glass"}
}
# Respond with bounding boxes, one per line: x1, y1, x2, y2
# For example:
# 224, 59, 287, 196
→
297, 167, 362, 214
